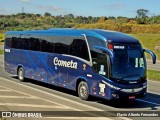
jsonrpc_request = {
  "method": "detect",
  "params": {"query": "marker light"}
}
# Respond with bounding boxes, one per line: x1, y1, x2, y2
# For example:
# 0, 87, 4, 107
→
108, 44, 113, 50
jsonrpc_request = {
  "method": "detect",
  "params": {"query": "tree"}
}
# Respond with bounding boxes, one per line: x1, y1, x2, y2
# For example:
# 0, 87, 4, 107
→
136, 9, 149, 24
44, 12, 52, 17
108, 16, 116, 20
98, 16, 108, 23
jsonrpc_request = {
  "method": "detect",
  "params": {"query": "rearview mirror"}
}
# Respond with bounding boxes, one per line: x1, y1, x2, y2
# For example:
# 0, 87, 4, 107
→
144, 49, 156, 64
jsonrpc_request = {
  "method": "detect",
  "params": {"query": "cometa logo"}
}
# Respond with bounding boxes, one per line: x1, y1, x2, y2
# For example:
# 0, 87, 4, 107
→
53, 57, 78, 69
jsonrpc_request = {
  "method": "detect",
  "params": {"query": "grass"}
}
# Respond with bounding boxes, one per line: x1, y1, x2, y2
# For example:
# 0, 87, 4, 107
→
0, 41, 4, 45
131, 34, 160, 61
0, 50, 4, 54
147, 70, 160, 81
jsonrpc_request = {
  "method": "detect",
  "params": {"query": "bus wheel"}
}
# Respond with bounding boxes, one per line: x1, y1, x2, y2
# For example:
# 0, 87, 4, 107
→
78, 81, 89, 100
18, 67, 25, 82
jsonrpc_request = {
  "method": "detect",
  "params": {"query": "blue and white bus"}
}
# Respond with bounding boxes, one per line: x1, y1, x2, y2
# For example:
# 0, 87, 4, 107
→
4, 29, 156, 100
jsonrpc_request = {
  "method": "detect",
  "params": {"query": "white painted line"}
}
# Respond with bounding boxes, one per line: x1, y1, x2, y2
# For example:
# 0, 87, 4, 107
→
136, 99, 160, 106
0, 103, 69, 109
0, 77, 130, 120
1, 84, 74, 110
0, 89, 11, 91
0, 96, 37, 99
1, 86, 34, 97
0, 86, 9, 88
0, 77, 103, 111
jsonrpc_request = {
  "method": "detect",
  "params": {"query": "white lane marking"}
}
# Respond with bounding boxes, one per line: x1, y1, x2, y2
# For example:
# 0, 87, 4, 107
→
0, 86, 9, 88
0, 77, 103, 111
136, 99, 160, 106
0, 89, 11, 91
0, 103, 69, 108
0, 77, 131, 119
0, 85, 34, 97
0, 85, 73, 110
0, 96, 37, 98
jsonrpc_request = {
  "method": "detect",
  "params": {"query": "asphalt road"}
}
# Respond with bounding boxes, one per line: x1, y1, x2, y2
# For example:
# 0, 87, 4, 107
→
0, 55, 159, 120
146, 60, 160, 71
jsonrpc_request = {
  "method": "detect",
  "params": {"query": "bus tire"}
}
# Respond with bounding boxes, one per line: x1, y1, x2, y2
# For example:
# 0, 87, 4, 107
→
78, 81, 89, 100
18, 67, 25, 82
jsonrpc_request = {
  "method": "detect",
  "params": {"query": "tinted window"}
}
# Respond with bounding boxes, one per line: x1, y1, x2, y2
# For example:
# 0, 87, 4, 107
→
69, 39, 89, 61
5, 38, 12, 48
12, 37, 19, 48
40, 36, 54, 53
87, 36, 106, 59
87, 36, 106, 49
22, 37, 30, 50
53, 36, 72, 54
29, 36, 41, 51
54, 42, 63, 54
29, 37, 35, 50
41, 39, 48, 52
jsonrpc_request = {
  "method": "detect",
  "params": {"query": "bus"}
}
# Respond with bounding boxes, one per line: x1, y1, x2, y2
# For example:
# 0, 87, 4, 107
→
4, 29, 156, 101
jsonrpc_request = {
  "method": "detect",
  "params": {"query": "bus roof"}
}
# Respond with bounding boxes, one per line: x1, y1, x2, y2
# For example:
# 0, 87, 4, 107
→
6, 28, 139, 44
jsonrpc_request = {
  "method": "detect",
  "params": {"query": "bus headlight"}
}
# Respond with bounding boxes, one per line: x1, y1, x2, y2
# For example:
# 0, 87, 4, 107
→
102, 80, 121, 90
143, 82, 147, 88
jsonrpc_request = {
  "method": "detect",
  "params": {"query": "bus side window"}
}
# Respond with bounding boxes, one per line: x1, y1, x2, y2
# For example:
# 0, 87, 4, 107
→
47, 41, 54, 53
97, 53, 108, 78
29, 37, 35, 51
22, 38, 30, 50
54, 43, 62, 54
12, 37, 19, 49
5, 38, 12, 48
40, 39, 48, 52
33, 38, 41, 51
53, 37, 70, 54
92, 51, 109, 78
91, 50, 98, 72
69, 39, 89, 61
18, 37, 23, 49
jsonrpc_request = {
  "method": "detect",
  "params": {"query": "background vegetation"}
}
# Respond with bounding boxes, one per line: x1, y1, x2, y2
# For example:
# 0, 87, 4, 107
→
0, 50, 4, 55
0, 9, 160, 33
147, 70, 160, 81
0, 9, 159, 81
131, 34, 160, 60
0, 9, 160, 60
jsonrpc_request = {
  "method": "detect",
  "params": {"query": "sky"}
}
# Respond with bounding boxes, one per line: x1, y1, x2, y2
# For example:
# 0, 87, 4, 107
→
0, 0, 160, 18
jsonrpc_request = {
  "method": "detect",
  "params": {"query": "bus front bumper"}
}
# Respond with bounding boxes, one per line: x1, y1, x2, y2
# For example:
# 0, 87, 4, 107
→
102, 80, 147, 100
111, 87, 147, 100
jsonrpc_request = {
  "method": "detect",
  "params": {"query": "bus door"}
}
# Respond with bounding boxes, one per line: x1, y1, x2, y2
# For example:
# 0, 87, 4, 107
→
92, 53, 109, 79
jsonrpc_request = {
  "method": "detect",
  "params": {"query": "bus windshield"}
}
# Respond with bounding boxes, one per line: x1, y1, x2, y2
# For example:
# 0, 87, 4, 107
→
111, 46, 146, 80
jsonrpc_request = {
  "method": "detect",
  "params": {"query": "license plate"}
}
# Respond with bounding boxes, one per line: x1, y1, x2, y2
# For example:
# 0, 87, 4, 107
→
129, 96, 135, 99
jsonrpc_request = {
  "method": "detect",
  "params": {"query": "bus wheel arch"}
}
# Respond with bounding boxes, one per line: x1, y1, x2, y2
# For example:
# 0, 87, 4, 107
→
76, 78, 90, 100
17, 66, 25, 82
